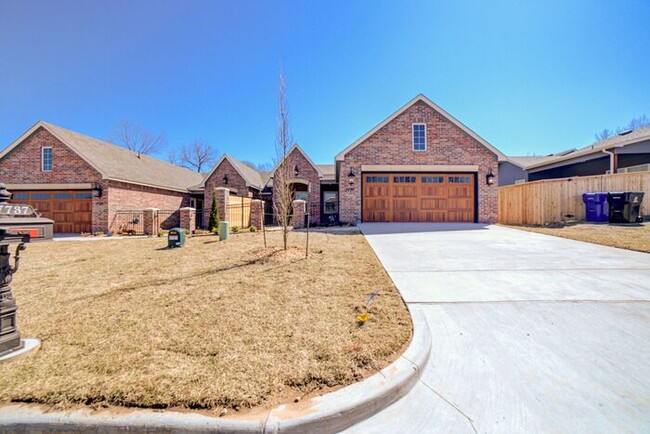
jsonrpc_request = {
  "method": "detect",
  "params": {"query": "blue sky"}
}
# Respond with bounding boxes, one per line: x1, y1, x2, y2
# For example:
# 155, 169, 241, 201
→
1, 0, 649, 166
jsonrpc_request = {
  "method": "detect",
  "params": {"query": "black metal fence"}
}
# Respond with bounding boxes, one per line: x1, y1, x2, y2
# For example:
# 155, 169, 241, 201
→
112, 210, 144, 235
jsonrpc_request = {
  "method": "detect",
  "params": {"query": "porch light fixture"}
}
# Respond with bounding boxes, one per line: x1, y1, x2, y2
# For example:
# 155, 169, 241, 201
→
347, 169, 356, 185
486, 169, 495, 186
92, 184, 103, 198
223, 175, 229, 185
294, 165, 300, 176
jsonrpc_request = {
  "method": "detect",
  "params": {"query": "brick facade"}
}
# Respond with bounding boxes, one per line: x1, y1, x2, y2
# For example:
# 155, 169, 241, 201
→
273, 147, 321, 225
203, 158, 257, 227
338, 100, 499, 224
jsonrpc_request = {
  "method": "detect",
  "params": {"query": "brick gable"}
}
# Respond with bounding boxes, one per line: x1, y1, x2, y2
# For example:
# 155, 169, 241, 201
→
273, 147, 321, 225
339, 100, 499, 223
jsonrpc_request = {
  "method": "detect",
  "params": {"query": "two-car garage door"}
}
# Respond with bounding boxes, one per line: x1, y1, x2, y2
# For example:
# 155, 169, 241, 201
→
362, 173, 475, 222
10, 190, 93, 233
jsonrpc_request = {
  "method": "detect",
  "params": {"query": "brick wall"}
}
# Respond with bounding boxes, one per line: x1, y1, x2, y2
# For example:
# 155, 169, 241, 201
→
106, 180, 189, 232
203, 158, 256, 227
273, 147, 321, 225
339, 100, 499, 224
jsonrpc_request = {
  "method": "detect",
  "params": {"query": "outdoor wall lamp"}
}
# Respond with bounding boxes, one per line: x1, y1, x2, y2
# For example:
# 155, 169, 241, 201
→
294, 165, 300, 177
223, 175, 229, 185
486, 169, 495, 186
92, 184, 103, 198
347, 169, 356, 185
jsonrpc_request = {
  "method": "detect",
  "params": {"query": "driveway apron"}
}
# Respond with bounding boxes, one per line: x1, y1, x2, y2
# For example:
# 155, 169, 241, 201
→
345, 223, 650, 433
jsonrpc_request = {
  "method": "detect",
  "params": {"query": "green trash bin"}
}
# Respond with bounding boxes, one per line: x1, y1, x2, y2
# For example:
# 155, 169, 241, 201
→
168, 227, 186, 248
219, 221, 229, 241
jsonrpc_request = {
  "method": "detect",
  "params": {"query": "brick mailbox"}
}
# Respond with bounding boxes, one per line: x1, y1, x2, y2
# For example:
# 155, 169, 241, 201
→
0, 184, 54, 241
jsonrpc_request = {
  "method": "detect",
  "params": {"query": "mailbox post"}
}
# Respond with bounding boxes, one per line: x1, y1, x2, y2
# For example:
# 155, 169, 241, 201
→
0, 229, 29, 357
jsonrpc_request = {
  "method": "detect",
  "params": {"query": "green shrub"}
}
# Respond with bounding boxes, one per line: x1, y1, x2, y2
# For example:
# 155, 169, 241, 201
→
208, 192, 220, 232
249, 226, 257, 232
231, 226, 239, 233
211, 227, 220, 235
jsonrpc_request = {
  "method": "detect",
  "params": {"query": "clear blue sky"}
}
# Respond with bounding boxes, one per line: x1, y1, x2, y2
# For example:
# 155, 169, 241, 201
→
1, 0, 649, 165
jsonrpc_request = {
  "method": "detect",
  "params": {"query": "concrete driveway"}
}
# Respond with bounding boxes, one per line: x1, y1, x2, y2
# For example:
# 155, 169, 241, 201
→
345, 224, 650, 433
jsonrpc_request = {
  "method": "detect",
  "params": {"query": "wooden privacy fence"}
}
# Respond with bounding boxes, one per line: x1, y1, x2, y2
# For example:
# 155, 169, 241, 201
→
227, 196, 252, 228
498, 172, 650, 225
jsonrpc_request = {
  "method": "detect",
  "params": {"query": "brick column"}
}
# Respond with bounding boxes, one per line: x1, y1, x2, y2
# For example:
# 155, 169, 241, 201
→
292, 199, 306, 229
142, 208, 159, 235
215, 187, 229, 223
250, 199, 264, 231
179, 207, 196, 233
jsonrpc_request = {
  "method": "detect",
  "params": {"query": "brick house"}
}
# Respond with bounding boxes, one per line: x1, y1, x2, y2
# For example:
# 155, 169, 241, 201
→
335, 94, 505, 224
0, 121, 202, 233
1, 94, 506, 232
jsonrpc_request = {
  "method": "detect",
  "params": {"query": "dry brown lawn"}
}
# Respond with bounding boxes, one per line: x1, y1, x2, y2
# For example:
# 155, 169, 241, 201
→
0, 230, 410, 413
507, 223, 650, 253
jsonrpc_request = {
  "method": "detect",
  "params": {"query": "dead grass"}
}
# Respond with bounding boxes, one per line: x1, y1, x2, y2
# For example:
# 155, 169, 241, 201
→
507, 223, 650, 253
0, 231, 411, 412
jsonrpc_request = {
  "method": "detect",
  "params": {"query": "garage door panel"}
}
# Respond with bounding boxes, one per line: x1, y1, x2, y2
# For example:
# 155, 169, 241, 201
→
363, 172, 475, 223
10, 190, 92, 233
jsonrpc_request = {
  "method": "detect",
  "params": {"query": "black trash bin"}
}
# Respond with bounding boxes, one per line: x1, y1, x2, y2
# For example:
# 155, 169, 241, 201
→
607, 192, 645, 224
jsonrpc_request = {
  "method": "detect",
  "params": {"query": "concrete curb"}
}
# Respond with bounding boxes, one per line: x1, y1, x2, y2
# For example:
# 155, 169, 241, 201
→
0, 309, 431, 434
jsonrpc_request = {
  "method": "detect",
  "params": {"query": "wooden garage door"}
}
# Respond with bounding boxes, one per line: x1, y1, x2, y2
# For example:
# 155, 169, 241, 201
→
362, 173, 475, 222
10, 190, 93, 233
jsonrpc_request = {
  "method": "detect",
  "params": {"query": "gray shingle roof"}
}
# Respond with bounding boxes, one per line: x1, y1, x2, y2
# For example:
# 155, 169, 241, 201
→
3, 121, 204, 192
506, 155, 557, 169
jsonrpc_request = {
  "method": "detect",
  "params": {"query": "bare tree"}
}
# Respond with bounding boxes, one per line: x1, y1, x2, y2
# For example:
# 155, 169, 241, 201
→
171, 140, 216, 172
273, 73, 293, 251
109, 120, 164, 156
594, 114, 650, 141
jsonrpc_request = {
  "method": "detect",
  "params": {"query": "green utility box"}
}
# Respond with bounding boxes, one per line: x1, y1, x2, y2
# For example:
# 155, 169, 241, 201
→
168, 227, 186, 248
219, 221, 229, 241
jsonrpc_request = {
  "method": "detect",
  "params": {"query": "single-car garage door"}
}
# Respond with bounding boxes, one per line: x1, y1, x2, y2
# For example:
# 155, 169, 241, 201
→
362, 173, 475, 222
10, 190, 93, 233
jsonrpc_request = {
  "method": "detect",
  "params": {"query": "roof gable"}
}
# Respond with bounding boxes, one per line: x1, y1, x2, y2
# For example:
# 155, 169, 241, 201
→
0, 121, 204, 192
203, 154, 264, 190
335, 94, 506, 162
271, 145, 322, 177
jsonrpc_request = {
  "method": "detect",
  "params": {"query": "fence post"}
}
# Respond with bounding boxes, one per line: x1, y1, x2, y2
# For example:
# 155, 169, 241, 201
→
142, 208, 159, 235
250, 199, 264, 231
180, 207, 196, 234
215, 187, 229, 223
292, 199, 306, 229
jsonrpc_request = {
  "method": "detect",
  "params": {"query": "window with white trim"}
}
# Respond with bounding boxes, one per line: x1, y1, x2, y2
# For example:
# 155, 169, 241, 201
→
41, 147, 53, 171
412, 123, 426, 151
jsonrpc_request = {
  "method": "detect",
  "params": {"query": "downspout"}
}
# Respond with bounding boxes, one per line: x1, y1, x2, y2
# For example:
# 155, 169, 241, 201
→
602, 149, 615, 174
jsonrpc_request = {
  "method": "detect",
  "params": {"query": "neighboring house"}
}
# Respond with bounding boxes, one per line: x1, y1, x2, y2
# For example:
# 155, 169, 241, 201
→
500, 127, 650, 185
0, 121, 202, 233
335, 94, 505, 223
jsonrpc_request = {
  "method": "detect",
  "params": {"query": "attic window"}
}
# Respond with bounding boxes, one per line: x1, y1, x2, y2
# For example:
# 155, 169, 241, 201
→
412, 124, 426, 151
41, 147, 53, 172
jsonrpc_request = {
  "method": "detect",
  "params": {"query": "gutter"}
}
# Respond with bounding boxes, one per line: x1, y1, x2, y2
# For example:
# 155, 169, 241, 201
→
602, 149, 615, 174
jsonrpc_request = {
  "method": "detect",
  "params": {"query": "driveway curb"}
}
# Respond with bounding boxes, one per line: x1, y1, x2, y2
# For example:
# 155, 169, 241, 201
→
0, 309, 431, 433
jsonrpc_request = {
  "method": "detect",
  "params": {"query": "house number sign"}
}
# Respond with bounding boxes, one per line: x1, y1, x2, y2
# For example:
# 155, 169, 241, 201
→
0, 205, 35, 216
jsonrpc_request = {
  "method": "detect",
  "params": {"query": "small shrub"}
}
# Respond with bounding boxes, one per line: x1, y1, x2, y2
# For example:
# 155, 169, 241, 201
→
208, 192, 220, 232
231, 226, 240, 233
249, 226, 257, 232
211, 227, 220, 235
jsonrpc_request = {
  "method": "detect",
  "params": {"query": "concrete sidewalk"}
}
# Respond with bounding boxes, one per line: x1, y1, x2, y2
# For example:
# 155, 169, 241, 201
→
346, 223, 650, 433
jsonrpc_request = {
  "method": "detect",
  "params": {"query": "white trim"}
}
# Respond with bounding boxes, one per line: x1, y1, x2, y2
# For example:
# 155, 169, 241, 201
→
41, 146, 53, 172
335, 94, 506, 161
412, 123, 427, 151
361, 164, 479, 172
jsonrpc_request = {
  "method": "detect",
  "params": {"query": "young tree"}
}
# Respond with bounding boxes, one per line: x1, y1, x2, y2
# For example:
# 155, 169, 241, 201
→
594, 114, 650, 141
108, 120, 165, 156
171, 140, 216, 172
242, 160, 274, 171
208, 191, 220, 232
273, 72, 293, 251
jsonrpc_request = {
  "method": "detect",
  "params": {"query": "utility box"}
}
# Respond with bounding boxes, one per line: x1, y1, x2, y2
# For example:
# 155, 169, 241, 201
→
168, 227, 186, 248
582, 192, 609, 223
219, 221, 229, 241
607, 192, 645, 224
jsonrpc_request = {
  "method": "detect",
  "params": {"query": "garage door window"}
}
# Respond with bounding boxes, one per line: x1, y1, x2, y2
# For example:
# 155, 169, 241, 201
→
449, 176, 472, 183
12, 193, 29, 200
75, 192, 93, 199
32, 192, 51, 200
54, 192, 72, 200
422, 176, 444, 183
394, 176, 416, 183
366, 176, 389, 183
